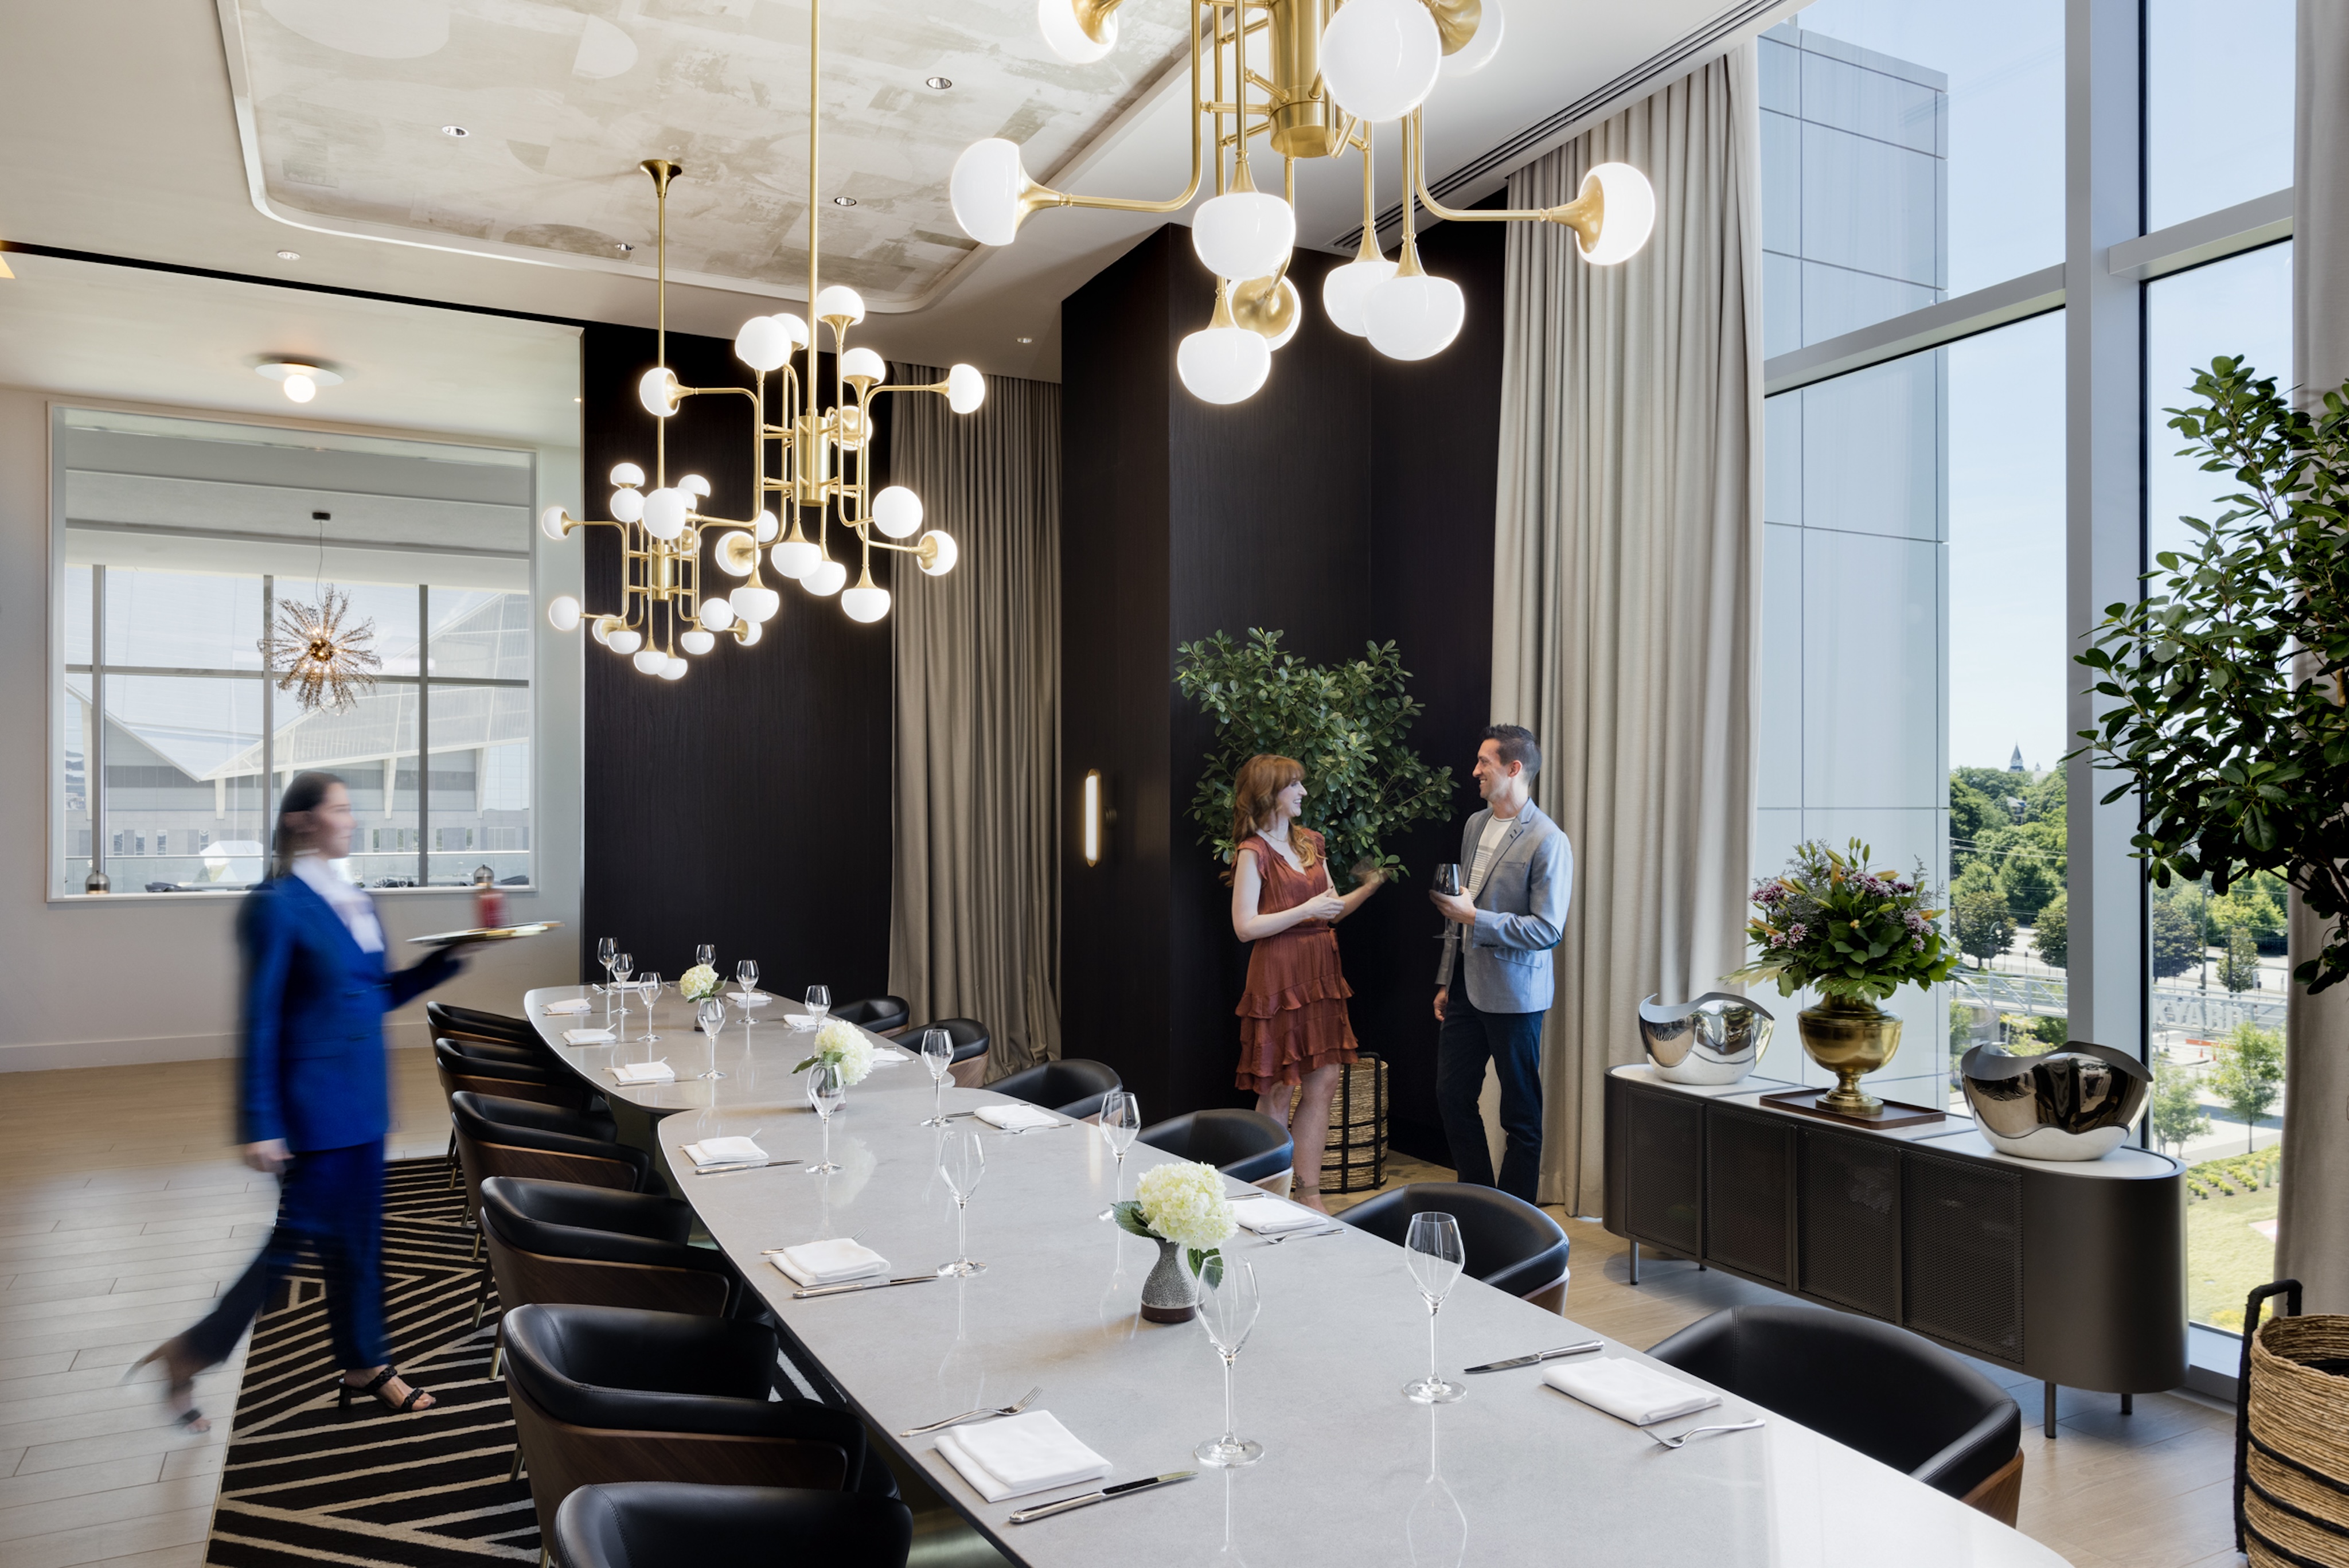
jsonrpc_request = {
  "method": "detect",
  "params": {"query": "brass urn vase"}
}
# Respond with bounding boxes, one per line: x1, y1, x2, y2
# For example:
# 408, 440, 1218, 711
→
1797, 996, 1903, 1117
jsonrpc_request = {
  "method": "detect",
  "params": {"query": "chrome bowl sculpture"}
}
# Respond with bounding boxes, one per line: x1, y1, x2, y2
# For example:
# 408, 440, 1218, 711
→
1960, 1042, 2151, 1161
1638, 992, 1774, 1086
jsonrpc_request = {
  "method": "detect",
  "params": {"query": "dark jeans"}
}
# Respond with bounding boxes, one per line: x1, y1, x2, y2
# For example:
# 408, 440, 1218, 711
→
185, 1139, 386, 1371
1437, 991, 1546, 1203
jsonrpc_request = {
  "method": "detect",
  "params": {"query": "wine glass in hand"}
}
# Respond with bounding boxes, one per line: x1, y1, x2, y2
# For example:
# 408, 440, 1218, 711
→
919, 1028, 955, 1127
1195, 1259, 1265, 1466
1402, 1212, 1467, 1404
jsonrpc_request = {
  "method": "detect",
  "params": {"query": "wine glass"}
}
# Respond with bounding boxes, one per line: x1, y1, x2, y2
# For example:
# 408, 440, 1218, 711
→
736, 958, 760, 1008
597, 935, 616, 988
919, 1027, 955, 1126
610, 953, 634, 1029
937, 1127, 986, 1276
696, 999, 728, 1079
806, 1062, 845, 1175
1433, 863, 1462, 897
1099, 1090, 1142, 1199
637, 971, 664, 1043
805, 984, 831, 1026
1195, 1258, 1264, 1466
696, 942, 716, 969
1402, 1212, 1466, 1404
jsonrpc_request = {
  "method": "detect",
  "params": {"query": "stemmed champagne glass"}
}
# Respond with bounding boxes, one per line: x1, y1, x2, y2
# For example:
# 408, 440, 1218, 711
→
1195, 1259, 1265, 1466
696, 942, 716, 969
937, 1127, 986, 1276
1402, 1212, 1466, 1404
1099, 1090, 1141, 1199
638, 971, 664, 1044
805, 984, 831, 1026
919, 1028, 955, 1126
610, 953, 634, 1031
696, 1000, 728, 1079
597, 935, 617, 989
736, 958, 760, 1008
806, 1062, 845, 1175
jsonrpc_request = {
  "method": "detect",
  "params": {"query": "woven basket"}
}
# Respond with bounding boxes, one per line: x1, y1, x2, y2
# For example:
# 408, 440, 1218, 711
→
1320, 1054, 1388, 1195
2245, 1313, 2349, 1567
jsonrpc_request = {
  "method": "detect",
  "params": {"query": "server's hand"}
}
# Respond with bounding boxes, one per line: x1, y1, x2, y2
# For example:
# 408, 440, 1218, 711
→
244, 1139, 290, 1174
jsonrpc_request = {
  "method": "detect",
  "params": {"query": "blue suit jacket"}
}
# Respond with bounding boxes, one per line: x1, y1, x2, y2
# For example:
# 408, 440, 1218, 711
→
237, 875, 456, 1152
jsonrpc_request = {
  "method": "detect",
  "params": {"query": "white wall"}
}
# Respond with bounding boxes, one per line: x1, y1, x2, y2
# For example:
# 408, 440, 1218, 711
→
0, 384, 585, 1071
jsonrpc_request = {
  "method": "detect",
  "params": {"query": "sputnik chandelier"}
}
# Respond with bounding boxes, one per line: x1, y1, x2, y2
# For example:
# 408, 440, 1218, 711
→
953, 0, 1658, 404
537, 1, 981, 680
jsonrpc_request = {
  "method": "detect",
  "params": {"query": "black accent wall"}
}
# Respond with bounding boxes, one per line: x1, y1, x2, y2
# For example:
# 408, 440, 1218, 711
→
1061, 212, 1506, 1160
579, 323, 893, 1001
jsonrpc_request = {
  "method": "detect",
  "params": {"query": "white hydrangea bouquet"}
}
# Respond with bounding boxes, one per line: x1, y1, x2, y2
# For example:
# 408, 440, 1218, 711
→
793, 1017, 876, 1086
678, 964, 723, 1004
1113, 1160, 1238, 1282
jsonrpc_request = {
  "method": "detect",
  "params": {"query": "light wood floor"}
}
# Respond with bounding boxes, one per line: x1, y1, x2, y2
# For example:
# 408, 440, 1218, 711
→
1, 1056, 2245, 1568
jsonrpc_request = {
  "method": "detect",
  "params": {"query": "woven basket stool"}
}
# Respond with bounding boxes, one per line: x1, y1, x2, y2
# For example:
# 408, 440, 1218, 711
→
1319, 1053, 1388, 1195
2245, 1311, 2349, 1566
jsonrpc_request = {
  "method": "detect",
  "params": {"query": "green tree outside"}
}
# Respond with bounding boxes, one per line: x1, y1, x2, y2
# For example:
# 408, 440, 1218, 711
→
2208, 1022, 2286, 1155
2152, 896, 2204, 980
2034, 891, 2067, 969
2218, 925, 2263, 993
2151, 1060, 2211, 1156
1950, 864, 2016, 969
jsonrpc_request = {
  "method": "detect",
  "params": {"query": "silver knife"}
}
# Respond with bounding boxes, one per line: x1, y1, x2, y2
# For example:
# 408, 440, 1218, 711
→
1462, 1340, 1603, 1373
693, 1159, 803, 1175
792, 1274, 941, 1300
1007, 1472, 1197, 1524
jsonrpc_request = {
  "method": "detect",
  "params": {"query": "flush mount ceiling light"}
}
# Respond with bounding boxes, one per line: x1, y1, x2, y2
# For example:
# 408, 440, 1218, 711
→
955, 0, 1656, 404
924, 75, 953, 89
440, 124, 470, 138
832, 195, 857, 206
275, 249, 301, 260
254, 360, 344, 404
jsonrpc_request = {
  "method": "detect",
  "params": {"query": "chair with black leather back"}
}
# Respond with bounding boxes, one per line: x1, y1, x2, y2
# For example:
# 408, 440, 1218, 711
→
435, 1039, 599, 1116
830, 996, 911, 1036
986, 1058, 1122, 1121
1644, 1304, 2024, 1524
428, 999, 545, 1050
450, 1093, 659, 1254
503, 1303, 895, 1544
902, 1018, 990, 1089
1339, 1182, 1571, 1312
1138, 1109, 1295, 1193
553, 1483, 912, 1568
479, 1176, 738, 1333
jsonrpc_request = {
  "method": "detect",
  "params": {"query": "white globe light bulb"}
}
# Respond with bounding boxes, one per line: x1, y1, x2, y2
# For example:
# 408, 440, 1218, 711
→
919, 530, 959, 576
679, 629, 716, 656
754, 509, 779, 543
631, 649, 666, 674
700, 596, 736, 631
283, 373, 317, 404
1262, 276, 1302, 350
641, 486, 690, 539
713, 532, 755, 577
873, 486, 924, 539
607, 629, 643, 656
609, 462, 646, 487
771, 313, 810, 349
734, 315, 789, 372
841, 346, 887, 382
771, 537, 820, 579
841, 583, 892, 623
637, 366, 680, 416
1577, 162, 1657, 266
1320, 0, 1442, 121
1322, 256, 1399, 336
610, 486, 645, 524
951, 138, 1031, 247
813, 285, 865, 325
736, 618, 763, 646
802, 559, 848, 597
1037, 0, 1116, 63
678, 473, 712, 498
1192, 190, 1295, 282
1364, 271, 1466, 361
545, 595, 582, 631
1176, 324, 1272, 405
591, 617, 612, 646
1441, 0, 1504, 76
539, 504, 570, 541
660, 656, 688, 680
729, 585, 781, 623
946, 363, 986, 414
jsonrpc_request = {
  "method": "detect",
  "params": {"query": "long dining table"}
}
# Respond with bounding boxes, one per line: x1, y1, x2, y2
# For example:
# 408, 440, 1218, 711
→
526, 984, 2068, 1568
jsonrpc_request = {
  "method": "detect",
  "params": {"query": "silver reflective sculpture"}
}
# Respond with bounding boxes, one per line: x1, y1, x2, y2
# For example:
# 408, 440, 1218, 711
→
1960, 1042, 2151, 1161
1638, 992, 1773, 1085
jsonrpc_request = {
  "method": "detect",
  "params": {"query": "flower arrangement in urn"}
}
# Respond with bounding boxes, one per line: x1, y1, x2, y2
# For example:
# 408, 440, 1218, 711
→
793, 1019, 876, 1086
1726, 838, 1959, 1118
678, 964, 723, 1005
1111, 1161, 1238, 1323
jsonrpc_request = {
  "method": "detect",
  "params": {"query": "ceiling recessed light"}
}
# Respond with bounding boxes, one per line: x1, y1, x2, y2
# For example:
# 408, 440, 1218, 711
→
276, 249, 301, 261
924, 76, 953, 90
616, 241, 635, 253
1017, 336, 1035, 344
832, 196, 857, 207
440, 124, 470, 138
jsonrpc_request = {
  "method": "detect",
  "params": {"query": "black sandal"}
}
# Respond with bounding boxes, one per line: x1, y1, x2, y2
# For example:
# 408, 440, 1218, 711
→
127, 1340, 210, 1434
338, 1364, 435, 1414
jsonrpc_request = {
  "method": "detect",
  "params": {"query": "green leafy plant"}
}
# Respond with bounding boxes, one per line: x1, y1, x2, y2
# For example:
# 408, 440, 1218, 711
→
1173, 629, 1454, 885
1949, 864, 2016, 969
2033, 891, 2068, 969
2152, 1059, 2213, 1158
2217, 925, 2262, 994
2209, 1020, 2285, 1154
1726, 838, 1961, 1003
2076, 359, 2349, 990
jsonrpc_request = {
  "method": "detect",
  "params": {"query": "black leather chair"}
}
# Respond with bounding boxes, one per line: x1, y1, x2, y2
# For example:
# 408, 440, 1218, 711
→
986, 1058, 1121, 1121
503, 1304, 893, 1543
1645, 1305, 2023, 1524
479, 1178, 740, 1332
553, 1483, 912, 1568
451, 1093, 659, 1254
830, 996, 911, 1036
903, 1018, 990, 1087
1339, 1182, 1571, 1311
436, 1039, 602, 1116
1138, 1109, 1294, 1185
428, 1000, 544, 1050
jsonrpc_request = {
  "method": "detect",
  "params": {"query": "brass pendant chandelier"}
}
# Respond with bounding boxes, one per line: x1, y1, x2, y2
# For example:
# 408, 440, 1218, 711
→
953, 0, 1657, 403
538, 0, 980, 679
261, 586, 381, 714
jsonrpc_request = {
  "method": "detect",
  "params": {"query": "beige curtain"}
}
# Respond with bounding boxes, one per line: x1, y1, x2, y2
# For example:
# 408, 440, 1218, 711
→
886, 365, 1063, 1079
1488, 48, 1762, 1214
2277, 2, 2349, 1312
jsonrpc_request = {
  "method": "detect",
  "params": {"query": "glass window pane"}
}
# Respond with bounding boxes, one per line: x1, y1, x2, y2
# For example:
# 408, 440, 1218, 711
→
294, 580, 423, 678
1761, 2, 2062, 353
274, 681, 423, 888
428, 588, 532, 681
104, 570, 263, 672
60, 676, 92, 895
64, 565, 92, 666
423, 686, 532, 886
101, 674, 268, 892
2147, 243, 2294, 570
2146, 0, 2295, 232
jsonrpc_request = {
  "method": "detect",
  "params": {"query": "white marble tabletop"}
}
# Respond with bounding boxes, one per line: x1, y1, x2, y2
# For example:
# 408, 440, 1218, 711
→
530, 988, 2068, 1567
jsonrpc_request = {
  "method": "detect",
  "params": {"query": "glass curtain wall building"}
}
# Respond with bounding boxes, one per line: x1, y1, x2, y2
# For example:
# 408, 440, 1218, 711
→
1754, 0, 2295, 1336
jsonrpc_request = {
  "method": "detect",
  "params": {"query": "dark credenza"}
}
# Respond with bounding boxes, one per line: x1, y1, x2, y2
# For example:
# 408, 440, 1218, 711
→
1603, 1065, 2186, 1432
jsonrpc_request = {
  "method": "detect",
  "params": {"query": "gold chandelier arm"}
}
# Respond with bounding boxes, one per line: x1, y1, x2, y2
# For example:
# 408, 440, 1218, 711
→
1019, 0, 1205, 220
1403, 108, 1606, 245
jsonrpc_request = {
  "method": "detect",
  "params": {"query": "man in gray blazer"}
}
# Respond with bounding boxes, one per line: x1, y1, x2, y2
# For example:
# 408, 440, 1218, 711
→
1431, 724, 1574, 1203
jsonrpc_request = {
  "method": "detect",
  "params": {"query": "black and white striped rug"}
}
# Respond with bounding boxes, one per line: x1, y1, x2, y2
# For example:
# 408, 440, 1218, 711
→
202, 1158, 538, 1565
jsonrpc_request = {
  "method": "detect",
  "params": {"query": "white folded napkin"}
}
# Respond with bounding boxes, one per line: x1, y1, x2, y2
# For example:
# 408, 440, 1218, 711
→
727, 990, 772, 1005
683, 1137, 768, 1167
974, 1104, 1060, 1131
563, 1027, 616, 1046
770, 1238, 889, 1287
1231, 1196, 1328, 1234
871, 1044, 912, 1063
934, 1411, 1111, 1503
541, 998, 594, 1015
610, 1059, 674, 1084
1543, 1358, 1720, 1426
784, 1013, 823, 1029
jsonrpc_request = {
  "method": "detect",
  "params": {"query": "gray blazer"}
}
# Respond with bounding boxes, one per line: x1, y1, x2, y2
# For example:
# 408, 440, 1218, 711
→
1434, 801, 1575, 1015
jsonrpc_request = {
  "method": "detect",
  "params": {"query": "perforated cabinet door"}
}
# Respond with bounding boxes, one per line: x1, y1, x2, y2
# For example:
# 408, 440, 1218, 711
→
1622, 1088, 1703, 1256
1798, 1126, 1901, 1320
1704, 1106, 1794, 1284
1903, 1148, 2024, 1364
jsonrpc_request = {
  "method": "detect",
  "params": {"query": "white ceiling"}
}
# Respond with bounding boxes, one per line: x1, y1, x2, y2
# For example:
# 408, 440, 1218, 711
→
0, 0, 1780, 385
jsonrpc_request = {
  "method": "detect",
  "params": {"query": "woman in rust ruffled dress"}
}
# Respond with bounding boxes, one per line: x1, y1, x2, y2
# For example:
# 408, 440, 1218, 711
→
1228, 754, 1384, 1212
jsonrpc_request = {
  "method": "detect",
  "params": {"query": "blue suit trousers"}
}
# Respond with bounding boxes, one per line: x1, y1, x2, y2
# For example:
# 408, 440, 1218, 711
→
1436, 993, 1546, 1204
188, 1140, 386, 1371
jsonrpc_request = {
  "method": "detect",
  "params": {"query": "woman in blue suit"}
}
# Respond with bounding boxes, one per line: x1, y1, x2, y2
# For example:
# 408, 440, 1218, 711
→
136, 771, 462, 1428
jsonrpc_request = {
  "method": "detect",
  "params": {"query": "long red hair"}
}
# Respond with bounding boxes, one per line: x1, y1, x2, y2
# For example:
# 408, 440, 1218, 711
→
1227, 754, 1319, 883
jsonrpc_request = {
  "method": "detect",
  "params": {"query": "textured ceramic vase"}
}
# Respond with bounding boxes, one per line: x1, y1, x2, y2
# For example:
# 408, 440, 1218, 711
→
1961, 1042, 2151, 1160
1638, 992, 1774, 1085
1797, 996, 1902, 1117
1140, 1238, 1198, 1323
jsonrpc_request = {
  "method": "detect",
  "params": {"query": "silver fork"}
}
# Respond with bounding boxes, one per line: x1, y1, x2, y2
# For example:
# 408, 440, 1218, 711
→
1651, 1418, 1766, 1449
899, 1384, 1042, 1437
1263, 1225, 1345, 1245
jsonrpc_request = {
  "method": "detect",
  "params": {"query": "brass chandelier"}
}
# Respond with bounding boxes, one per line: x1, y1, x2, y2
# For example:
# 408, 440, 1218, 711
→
952, 0, 1657, 404
538, 0, 980, 678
